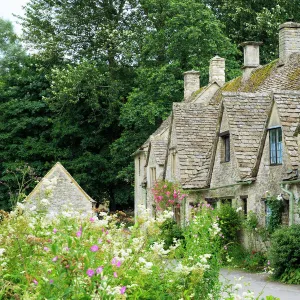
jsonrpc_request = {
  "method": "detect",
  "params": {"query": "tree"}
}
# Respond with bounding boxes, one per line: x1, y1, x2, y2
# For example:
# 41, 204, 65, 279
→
203, 0, 300, 63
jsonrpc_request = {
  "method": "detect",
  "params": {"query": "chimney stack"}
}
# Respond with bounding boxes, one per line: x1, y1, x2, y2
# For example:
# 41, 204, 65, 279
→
240, 41, 262, 80
279, 22, 300, 63
184, 70, 200, 100
209, 55, 225, 86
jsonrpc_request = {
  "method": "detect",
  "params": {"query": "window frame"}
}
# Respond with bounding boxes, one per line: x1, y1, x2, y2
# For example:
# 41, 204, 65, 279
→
219, 131, 230, 162
269, 126, 282, 165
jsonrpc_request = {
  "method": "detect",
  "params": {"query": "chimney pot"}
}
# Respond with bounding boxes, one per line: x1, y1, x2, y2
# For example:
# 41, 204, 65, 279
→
240, 41, 262, 81
279, 22, 300, 63
209, 55, 225, 86
184, 70, 200, 100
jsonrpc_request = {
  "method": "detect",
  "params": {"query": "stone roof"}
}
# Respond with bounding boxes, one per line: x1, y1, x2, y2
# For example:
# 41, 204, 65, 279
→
173, 102, 220, 188
274, 90, 300, 169
151, 139, 168, 166
223, 93, 273, 179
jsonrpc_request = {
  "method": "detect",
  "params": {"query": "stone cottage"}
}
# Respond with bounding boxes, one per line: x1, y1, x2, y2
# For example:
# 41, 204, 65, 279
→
134, 21, 300, 228
25, 162, 96, 217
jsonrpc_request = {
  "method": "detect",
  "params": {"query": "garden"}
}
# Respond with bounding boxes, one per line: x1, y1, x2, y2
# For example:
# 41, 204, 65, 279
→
0, 180, 299, 299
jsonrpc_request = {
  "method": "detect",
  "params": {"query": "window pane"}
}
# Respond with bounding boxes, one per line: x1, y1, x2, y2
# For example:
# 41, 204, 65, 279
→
225, 136, 230, 162
269, 128, 282, 165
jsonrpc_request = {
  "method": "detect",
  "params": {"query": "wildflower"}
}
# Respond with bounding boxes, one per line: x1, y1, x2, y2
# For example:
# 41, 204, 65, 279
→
98, 238, 103, 244
96, 266, 103, 274
267, 260, 270, 265
114, 272, 118, 278
41, 198, 50, 206
90, 217, 95, 222
90, 245, 99, 252
76, 231, 82, 238
0, 248, 5, 256
43, 247, 49, 252
277, 194, 283, 201
49, 279, 54, 284
166, 191, 171, 197
52, 256, 58, 262
120, 286, 126, 294
86, 268, 95, 277
116, 261, 122, 268
53, 228, 57, 234
234, 283, 242, 290
236, 207, 243, 212
33, 279, 38, 285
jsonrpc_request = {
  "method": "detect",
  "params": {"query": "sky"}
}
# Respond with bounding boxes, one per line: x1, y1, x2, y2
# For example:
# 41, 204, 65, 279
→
0, 0, 29, 35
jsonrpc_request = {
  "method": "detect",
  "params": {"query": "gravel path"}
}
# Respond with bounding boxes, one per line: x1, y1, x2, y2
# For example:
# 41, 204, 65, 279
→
220, 268, 300, 300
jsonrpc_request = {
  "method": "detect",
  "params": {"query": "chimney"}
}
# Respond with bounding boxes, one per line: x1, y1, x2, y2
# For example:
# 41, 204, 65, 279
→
240, 41, 263, 80
184, 70, 200, 100
279, 21, 300, 63
209, 55, 225, 86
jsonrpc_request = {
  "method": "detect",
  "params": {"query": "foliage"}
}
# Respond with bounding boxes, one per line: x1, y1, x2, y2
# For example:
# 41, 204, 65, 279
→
159, 219, 184, 250
0, 202, 224, 299
225, 244, 267, 272
151, 180, 188, 211
269, 224, 300, 283
217, 204, 242, 245
265, 194, 284, 233
203, 0, 300, 64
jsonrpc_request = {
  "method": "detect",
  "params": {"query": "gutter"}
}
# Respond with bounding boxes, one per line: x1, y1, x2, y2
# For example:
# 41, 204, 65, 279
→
186, 180, 253, 192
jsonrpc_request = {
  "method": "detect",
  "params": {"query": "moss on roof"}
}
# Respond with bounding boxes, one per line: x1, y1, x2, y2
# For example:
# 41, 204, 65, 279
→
288, 68, 300, 89
222, 76, 242, 92
242, 59, 278, 92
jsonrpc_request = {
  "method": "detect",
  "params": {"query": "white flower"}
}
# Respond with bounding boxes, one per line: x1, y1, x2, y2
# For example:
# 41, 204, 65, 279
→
242, 291, 255, 299
30, 205, 37, 211
150, 241, 170, 256
236, 207, 243, 212
277, 194, 283, 201
16, 202, 25, 210
0, 248, 5, 256
41, 198, 50, 206
234, 283, 243, 290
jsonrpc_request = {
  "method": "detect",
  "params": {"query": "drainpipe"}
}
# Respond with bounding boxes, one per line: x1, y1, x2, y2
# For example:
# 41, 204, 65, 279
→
280, 183, 294, 225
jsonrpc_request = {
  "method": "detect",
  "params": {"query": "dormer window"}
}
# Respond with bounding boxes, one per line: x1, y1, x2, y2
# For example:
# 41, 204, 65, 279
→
269, 127, 282, 165
220, 131, 230, 162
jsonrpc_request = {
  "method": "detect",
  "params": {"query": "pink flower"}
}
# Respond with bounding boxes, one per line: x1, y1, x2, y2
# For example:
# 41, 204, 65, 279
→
90, 217, 95, 222
86, 268, 95, 277
166, 191, 171, 197
52, 256, 58, 262
120, 286, 126, 294
98, 238, 103, 244
96, 266, 103, 274
43, 247, 49, 252
90, 245, 99, 252
53, 228, 57, 234
157, 196, 163, 201
111, 257, 117, 265
76, 231, 82, 237
113, 272, 118, 278
64, 247, 69, 251
116, 261, 122, 268
163, 185, 167, 189
49, 279, 54, 284
33, 279, 38, 285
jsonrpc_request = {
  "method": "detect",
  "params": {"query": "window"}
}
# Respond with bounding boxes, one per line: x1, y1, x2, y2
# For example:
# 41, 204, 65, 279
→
241, 197, 247, 216
150, 167, 156, 186
171, 151, 176, 178
220, 131, 230, 162
269, 127, 282, 165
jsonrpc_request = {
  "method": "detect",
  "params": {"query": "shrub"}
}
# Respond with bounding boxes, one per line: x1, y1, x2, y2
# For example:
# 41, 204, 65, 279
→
269, 224, 300, 283
0, 202, 223, 299
217, 204, 242, 245
159, 219, 185, 249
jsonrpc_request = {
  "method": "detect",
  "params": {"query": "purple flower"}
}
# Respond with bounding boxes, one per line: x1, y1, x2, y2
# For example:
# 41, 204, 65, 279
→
86, 268, 95, 277
116, 261, 122, 268
90, 245, 99, 252
96, 266, 103, 274
113, 272, 118, 278
76, 231, 82, 237
52, 256, 58, 262
44, 247, 49, 252
53, 228, 57, 234
120, 286, 126, 294
111, 257, 117, 265
33, 279, 38, 285
49, 279, 54, 284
